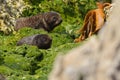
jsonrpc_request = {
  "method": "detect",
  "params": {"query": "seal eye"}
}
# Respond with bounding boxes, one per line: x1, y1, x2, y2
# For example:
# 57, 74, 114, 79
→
52, 16, 57, 22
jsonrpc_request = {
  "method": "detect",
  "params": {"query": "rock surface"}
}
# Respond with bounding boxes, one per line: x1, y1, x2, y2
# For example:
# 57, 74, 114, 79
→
0, 74, 6, 80
49, 0, 120, 80
0, 0, 28, 34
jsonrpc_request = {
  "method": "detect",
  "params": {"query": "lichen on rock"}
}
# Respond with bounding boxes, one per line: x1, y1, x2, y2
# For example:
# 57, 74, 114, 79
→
0, 0, 28, 34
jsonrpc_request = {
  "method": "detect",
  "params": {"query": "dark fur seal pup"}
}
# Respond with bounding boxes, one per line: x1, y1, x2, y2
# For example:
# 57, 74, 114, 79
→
17, 34, 52, 49
15, 11, 62, 32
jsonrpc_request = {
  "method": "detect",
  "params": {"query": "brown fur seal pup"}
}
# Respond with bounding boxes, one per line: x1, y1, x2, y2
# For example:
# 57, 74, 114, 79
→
17, 34, 52, 49
15, 11, 62, 32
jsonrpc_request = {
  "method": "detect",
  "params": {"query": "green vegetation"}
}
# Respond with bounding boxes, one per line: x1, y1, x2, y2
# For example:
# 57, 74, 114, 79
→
0, 0, 97, 80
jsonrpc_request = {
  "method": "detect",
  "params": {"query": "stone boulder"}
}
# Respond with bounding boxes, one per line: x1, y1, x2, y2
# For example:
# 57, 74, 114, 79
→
0, 0, 28, 34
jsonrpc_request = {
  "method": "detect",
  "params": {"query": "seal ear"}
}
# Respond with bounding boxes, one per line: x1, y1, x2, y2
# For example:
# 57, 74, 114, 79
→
43, 12, 55, 21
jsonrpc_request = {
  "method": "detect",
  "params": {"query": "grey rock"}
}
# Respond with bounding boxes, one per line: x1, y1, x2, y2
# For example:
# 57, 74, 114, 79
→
0, 74, 6, 80
0, 0, 27, 33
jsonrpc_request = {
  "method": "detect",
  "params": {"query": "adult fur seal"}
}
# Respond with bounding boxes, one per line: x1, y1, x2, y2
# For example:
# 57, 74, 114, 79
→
15, 11, 62, 32
17, 34, 52, 49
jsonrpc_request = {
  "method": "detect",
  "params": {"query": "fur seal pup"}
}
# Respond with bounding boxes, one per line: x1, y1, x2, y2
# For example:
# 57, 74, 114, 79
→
15, 11, 62, 32
17, 34, 52, 49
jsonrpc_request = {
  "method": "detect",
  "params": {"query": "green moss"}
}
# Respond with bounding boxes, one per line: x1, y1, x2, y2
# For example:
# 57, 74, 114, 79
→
0, 26, 81, 79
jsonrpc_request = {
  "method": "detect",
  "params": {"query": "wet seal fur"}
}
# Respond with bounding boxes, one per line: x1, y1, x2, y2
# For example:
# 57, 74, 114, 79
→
15, 11, 62, 32
17, 34, 52, 49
